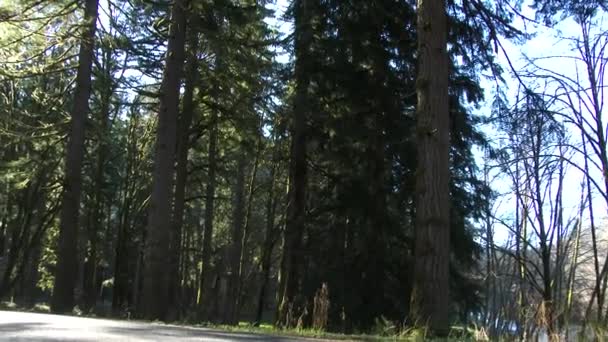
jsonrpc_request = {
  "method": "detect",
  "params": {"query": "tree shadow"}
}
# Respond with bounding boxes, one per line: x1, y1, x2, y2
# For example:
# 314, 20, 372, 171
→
0, 322, 50, 334
101, 324, 301, 341
0, 317, 304, 341
0, 322, 72, 341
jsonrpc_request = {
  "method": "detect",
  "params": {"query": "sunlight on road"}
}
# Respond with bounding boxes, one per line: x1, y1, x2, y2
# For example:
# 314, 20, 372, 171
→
0, 311, 300, 341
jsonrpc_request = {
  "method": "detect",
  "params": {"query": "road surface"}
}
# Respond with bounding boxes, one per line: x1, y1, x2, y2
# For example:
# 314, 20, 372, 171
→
0, 310, 315, 341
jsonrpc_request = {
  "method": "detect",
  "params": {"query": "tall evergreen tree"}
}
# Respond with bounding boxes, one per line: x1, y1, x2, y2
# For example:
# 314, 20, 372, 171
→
276, 0, 315, 328
139, 0, 188, 320
410, 0, 450, 335
51, 0, 99, 314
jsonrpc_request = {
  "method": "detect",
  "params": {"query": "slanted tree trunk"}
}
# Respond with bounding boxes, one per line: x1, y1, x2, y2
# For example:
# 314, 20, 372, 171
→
237, 135, 262, 314
51, 0, 99, 314
409, 0, 450, 335
0, 174, 48, 299
564, 186, 584, 332
139, 0, 188, 320
16, 235, 42, 307
13, 187, 56, 307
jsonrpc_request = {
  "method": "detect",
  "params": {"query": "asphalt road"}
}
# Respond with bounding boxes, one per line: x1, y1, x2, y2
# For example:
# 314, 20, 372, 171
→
0, 310, 313, 341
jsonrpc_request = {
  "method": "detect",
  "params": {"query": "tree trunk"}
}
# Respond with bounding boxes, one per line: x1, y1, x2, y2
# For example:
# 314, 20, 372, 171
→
197, 107, 218, 317
483, 166, 498, 337
139, 0, 187, 320
83, 44, 114, 312
14, 189, 53, 307
112, 108, 141, 313
16, 236, 42, 307
564, 187, 584, 331
50, 0, 99, 313
0, 189, 9, 258
254, 146, 279, 326
410, 0, 450, 335
0, 176, 48, 299
276, 0, 311, 328
168, 30, 199, 318
225, 148, 248, 325
237, 136, 262, 316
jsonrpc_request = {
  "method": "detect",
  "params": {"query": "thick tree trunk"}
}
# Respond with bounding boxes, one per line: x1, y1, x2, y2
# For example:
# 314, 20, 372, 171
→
168, 31, 199, 318
50, 0, 99, 313
410, 0, 450, 335
139, 0, 187, 320
276, 0, 312, 328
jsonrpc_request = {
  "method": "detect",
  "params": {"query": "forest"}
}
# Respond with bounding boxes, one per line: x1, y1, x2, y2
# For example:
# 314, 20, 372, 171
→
0, 0, 608, 340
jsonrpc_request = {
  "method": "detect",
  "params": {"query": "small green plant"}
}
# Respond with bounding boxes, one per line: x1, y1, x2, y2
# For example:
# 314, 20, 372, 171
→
372, 316, 398, 337
465, 324, 489, 341
32, 303, 50, 313
399, 325, 427, 341
0, 301, 17, 310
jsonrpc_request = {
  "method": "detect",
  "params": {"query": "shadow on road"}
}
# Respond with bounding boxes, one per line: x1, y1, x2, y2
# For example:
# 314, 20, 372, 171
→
0, 322, 51, 333
101, 324, 300, 341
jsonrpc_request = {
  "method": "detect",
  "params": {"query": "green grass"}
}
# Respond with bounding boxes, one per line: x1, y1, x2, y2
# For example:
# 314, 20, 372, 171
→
188, 321, 478, 341
193, 322, 416, 341
0, 300, 51, 313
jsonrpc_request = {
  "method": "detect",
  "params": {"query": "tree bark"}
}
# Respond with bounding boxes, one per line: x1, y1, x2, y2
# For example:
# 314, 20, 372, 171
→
111, 111, 139, 314
83, 42, 114, 312
225, 148, 248, 325
16, 235, 42, 307
197, 107, 218, 317
51, 0, 99, 314
168, 30, 199, 318
236, 136, 262, 317
254, 144, 279, 326
410, 0, 450, 335
0, 173, 50, 299
276, 0, 312, 328
139, 0, 187, 320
